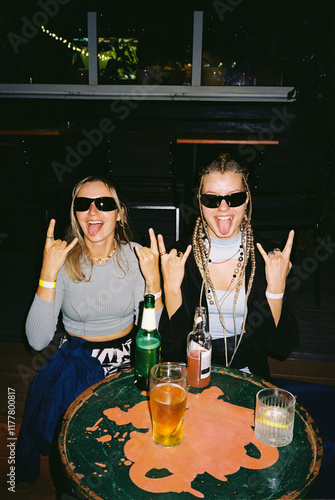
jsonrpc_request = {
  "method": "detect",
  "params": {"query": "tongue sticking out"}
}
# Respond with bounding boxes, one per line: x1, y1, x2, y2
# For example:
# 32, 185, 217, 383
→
88, 222, 103, 237
216, 217, 232, 236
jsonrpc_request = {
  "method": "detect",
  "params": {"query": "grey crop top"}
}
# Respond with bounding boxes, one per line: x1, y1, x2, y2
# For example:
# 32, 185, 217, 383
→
26, 242, 153, 351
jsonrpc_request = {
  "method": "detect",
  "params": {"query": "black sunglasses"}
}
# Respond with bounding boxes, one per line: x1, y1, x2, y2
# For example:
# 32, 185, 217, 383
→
200, 192, 247, 208
74, 197, 117, 212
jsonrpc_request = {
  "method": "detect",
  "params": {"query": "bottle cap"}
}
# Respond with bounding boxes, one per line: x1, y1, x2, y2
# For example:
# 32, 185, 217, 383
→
144, 294, 155, 308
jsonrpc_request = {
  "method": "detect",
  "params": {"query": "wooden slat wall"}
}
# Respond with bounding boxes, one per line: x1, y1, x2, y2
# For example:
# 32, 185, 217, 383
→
1, 341, 334, 498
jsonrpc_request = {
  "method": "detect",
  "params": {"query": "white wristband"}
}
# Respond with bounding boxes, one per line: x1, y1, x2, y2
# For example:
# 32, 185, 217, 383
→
145, 290, 162, 300
266, 291, 284, 299
39, 279, 56, 289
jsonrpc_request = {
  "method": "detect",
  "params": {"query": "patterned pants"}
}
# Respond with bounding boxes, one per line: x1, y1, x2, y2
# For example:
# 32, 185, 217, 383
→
80, 328, 136, 378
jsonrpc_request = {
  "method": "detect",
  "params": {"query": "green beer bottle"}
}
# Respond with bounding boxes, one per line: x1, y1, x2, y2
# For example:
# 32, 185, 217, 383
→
134, 294, 161, 390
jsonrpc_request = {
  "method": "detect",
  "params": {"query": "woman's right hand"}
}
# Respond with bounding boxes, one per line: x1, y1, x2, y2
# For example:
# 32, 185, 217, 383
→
157, 234, 192, 318
40, 219, 78, 282
157, 234, 192, 292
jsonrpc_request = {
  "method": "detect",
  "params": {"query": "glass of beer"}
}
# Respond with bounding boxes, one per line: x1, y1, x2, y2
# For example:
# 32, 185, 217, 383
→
255, 388, 296, 447
149, 363, 188, 447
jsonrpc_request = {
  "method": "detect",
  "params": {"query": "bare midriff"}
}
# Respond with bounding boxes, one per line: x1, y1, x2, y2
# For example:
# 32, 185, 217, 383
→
68, 322, 134, 342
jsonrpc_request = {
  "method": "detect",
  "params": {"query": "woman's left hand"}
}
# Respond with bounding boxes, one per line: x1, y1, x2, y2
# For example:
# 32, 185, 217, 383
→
256, 230, 294, 293
135, 228, 160, 285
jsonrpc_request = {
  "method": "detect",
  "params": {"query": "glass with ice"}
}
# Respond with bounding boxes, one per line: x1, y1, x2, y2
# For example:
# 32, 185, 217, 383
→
255, 388, 296, 447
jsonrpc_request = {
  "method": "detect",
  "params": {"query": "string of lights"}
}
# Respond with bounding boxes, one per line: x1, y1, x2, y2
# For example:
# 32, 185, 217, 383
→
40, 26, 111, 62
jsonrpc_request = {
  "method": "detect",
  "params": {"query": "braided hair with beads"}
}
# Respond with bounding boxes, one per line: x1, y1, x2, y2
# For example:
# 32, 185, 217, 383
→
192, 153, 256, 366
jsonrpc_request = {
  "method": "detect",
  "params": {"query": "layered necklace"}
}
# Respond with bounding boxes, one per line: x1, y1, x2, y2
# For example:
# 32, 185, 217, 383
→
199, 229, 248, 367
205, 232, 244, 306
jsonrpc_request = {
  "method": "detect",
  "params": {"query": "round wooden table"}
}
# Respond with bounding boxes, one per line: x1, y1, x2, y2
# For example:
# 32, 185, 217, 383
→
59, 366, 322, 499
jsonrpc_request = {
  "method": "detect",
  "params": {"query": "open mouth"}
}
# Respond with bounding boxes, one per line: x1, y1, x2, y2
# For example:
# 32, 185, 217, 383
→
87, 220, 104, 237
215, 216, 233, 236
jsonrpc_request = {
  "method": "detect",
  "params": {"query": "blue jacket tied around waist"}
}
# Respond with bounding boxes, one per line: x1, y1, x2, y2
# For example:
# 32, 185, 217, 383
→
16, 337, 105, 484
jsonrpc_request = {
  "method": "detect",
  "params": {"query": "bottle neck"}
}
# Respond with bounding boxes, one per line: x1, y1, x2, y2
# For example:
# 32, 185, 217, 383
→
193, 310, 208, 333
141, 306, 157, 331
190, 307, 211, 344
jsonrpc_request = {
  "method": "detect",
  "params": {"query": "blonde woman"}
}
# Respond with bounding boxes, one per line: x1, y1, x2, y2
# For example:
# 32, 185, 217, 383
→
17, 175, 162, 485
158, 154, 299, 380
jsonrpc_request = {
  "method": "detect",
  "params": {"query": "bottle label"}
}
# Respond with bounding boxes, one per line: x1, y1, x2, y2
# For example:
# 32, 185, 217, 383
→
200, 349, 211, 379
141, 309, 157, 331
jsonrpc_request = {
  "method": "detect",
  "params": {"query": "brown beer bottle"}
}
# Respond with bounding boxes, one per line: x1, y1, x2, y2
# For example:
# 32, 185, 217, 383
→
187, 307, 212, 388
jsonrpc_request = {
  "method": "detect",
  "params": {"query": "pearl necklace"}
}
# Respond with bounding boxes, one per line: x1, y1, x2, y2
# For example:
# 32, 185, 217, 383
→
206, 232, 243, 263
87, 248, 116, 262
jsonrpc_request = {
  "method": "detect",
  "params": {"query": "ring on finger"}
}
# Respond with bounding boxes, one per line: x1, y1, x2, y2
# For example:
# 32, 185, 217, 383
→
268, 252, 274, 257
160, 251, 167, 256
46, 236, 53, 239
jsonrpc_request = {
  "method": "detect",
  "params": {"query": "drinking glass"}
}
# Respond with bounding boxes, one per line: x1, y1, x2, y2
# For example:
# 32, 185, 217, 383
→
149, 363, 188, 447
255, 388, 296, 447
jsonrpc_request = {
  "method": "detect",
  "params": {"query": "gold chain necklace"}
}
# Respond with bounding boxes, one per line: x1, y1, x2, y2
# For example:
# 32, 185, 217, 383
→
204, 232, 247, 367
206, 243, 244, 306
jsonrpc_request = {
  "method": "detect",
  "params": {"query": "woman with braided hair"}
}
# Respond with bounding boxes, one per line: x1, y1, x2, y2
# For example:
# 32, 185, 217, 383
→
157, 153, 299, 380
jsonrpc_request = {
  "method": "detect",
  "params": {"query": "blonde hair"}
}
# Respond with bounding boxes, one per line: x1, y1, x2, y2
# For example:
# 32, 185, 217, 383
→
193, 153, 256, 366
65, 176, 133, 281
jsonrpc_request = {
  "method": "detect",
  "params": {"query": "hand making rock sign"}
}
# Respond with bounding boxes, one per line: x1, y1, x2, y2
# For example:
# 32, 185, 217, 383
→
134, 227, 162, 309
157, 233, 192, 318
256, 229, 294, 295
38, 218, 78, 300
256, 229, 294, 326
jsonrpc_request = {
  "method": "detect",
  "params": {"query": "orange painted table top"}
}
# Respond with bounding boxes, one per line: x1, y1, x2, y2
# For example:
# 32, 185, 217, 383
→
59, 366, 322, 500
